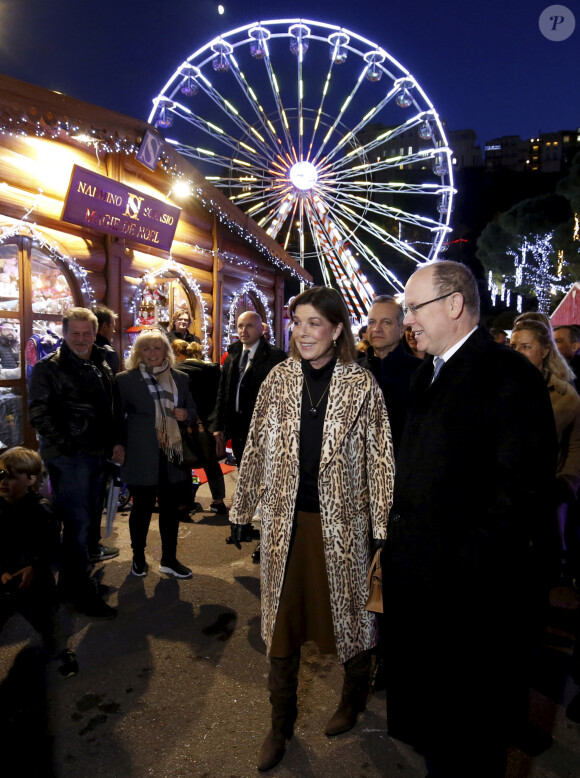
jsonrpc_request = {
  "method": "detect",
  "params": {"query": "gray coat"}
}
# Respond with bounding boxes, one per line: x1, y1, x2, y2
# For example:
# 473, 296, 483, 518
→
115, 368, 196, 486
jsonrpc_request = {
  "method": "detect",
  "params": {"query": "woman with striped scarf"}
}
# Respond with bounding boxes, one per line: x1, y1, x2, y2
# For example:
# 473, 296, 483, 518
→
115, 330, 197, 579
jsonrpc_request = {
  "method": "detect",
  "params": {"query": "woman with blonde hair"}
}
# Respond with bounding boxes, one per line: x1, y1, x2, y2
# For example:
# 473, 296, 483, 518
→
511, 319, 580, 557
115, 330, 196, 578
229, 286, 394, 771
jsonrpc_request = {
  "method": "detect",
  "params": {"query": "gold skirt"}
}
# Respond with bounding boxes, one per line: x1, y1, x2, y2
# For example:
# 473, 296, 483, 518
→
270, 509, 337, 658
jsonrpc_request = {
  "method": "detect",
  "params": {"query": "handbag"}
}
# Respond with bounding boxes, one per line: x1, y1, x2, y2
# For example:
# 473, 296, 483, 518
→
180, 421, 207, 468
365, 549, 383, 613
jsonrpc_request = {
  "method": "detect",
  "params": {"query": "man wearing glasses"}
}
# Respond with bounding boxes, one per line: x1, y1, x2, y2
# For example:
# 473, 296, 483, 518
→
382, 261, 557, 777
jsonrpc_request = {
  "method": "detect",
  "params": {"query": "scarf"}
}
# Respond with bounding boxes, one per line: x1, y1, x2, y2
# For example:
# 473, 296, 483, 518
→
139, 360, 183, 462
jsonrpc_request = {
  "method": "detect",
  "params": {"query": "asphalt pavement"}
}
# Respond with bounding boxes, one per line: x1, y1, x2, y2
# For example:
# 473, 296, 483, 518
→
0, 468, 579, 778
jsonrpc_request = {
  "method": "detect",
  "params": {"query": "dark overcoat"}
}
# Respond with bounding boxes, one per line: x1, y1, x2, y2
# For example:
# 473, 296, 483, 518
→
382, 326, 557, 749
358, 342, 421, 453
175, 359, 220, 428
114, 368, 196, 487
209, 337, 286, 446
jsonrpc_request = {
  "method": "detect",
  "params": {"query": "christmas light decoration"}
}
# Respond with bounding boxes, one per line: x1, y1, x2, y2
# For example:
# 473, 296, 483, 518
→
132, 257, 209, 353
0, 217, 95, 307
488, 232, 569, 313
225, 280, 274, 348
0, 112, 308, 283
148, 18, 455, 311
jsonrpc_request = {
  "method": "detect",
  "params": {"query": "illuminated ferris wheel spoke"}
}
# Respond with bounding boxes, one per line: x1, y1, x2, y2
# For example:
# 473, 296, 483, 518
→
226, 57, 284, 151
305, 60, 336, 161
347, 234, 406, 290
318, 86, 406, 169
260, 50, 298, 157
329, 190, 448, 232
317, 192, 429, 263
233, 187, 289, 219
150, 19, 454, 302
307, 199, 374, 314
168, 109, 273, 172
340, 110, 436, 164
307, 217, 334, 289
296, 34, 305, 160
307, 199, 374, 308
311, 64, 370, 167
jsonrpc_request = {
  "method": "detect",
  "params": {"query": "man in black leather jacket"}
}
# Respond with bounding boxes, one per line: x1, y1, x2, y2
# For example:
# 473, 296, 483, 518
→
28, 308, 124, 619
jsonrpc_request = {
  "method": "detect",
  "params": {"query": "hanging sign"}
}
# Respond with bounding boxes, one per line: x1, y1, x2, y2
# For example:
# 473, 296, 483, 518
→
62, 165, 181, 251
137, 129, 164, 171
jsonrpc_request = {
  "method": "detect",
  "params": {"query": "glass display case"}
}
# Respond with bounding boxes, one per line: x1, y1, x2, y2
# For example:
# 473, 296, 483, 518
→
0, 234, 78, 449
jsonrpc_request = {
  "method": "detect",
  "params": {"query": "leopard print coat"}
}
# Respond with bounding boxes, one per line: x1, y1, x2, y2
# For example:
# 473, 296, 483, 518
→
230, 357, 394, 663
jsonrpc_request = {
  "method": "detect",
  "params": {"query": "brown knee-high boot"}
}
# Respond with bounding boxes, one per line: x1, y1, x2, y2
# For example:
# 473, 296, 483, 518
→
257, 650, 301, 772
325, 648, 373, 736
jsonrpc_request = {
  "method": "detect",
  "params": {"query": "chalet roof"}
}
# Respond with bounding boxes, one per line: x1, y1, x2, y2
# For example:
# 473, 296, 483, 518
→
0, 72, 311, 283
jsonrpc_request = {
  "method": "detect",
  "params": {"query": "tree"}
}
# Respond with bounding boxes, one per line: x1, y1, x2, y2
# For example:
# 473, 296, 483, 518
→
476, 193, 578, 313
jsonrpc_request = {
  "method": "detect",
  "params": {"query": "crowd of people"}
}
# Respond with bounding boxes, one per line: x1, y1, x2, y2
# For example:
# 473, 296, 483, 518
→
1, 263, 580, 776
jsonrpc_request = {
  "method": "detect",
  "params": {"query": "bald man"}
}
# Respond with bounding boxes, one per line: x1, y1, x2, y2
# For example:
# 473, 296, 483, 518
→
210, 311, 286, 466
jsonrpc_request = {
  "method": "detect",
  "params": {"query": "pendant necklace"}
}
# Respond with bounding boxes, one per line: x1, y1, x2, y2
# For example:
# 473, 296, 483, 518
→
303, 373, 332, 418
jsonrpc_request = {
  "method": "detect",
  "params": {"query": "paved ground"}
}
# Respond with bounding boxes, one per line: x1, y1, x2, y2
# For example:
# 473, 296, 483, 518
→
1, 468, 579, 778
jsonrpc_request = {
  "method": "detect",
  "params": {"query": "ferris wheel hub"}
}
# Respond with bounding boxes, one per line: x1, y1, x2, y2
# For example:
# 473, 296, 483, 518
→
289, 160, 318, 191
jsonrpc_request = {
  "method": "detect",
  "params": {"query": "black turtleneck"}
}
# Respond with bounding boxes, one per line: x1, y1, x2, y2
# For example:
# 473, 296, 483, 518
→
296, 357, 336, 512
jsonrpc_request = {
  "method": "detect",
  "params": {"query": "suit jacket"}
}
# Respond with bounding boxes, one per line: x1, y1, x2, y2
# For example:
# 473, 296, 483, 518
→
230, 358, 394, 662
115, 367, 196, 486
209, 337, 287, 447
382, 326, 557, 748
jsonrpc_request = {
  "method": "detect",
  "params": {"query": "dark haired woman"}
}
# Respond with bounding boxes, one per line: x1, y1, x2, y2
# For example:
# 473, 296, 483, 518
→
229, 286, 394, 771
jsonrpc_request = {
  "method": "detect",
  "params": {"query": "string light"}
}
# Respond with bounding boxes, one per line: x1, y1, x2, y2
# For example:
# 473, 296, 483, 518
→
225, 280, 274, 348
488, 232, 568, 313
131, 256, 210, 354
0, 217, 96, 307
0, 113, 308, 282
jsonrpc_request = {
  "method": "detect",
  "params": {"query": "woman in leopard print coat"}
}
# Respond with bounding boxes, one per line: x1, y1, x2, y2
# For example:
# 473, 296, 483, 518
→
229, 286, 394, 771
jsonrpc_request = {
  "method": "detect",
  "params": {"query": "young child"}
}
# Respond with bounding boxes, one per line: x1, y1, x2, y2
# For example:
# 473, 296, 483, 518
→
0, 446, 78, 677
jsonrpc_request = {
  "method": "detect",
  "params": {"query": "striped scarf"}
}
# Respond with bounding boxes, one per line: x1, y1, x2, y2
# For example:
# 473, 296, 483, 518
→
139, 360, 183, 462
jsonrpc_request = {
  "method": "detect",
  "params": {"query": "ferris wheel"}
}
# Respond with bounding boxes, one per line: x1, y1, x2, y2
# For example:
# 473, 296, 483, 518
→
149, 18, 455, 318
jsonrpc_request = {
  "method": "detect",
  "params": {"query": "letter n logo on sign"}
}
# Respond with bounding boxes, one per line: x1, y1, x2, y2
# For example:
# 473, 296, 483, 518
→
137, 129, 164, 171
124, 194, 144, 220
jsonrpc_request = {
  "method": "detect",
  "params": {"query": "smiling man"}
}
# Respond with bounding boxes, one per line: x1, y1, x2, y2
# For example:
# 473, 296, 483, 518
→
382, 261, 557, 778
359, 295, 420, 452
28, 308, 123, 620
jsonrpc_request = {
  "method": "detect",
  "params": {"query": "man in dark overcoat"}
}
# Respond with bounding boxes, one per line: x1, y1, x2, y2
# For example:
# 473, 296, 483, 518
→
382, 261, 557, 778
359, 295, 421, 454
210, 311, 286, 466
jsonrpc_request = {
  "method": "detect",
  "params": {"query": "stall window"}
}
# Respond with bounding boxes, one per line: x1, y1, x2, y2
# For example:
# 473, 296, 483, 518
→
0, 235, 78, 449
135, 274, 198, 340
0, 244, 20, 313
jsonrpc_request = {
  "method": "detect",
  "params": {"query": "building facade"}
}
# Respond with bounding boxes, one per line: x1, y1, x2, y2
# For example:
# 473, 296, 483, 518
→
0, 74, 310, 449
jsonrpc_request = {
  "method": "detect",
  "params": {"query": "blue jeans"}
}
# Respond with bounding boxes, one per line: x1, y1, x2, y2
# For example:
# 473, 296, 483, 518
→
47, 452, 107, 601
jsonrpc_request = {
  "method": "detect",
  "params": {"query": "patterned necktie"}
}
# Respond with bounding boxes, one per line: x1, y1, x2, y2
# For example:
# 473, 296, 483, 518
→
235, 349, 250, 410
432, 356, 444, 382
